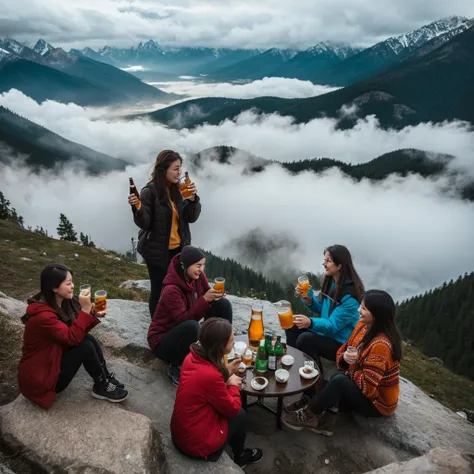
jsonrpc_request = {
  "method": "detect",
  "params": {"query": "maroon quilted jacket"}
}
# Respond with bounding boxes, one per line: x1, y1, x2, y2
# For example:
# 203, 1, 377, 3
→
147, 254, 211, 351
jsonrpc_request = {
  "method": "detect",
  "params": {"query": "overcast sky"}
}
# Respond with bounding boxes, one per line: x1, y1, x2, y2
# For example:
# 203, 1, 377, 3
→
1, 0, 474, 50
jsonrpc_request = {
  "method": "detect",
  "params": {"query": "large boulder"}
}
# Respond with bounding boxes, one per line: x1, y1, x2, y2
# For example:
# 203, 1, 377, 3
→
364, 447, 474, 473
0, 463, 15, 474
0, 291, 26, 324
353, 377, 474, 456
0, 392, 164, 473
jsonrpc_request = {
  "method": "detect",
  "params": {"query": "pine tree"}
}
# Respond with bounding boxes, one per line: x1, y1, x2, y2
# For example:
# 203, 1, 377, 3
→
57, 214, 77, 242
0, 191, 24, 227
79, 232, 95, 248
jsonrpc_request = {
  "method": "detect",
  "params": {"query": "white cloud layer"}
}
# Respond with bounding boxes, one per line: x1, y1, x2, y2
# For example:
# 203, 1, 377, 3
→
1, 0, 474, 50
0, 89, 473, 301
148, 77, 339, 99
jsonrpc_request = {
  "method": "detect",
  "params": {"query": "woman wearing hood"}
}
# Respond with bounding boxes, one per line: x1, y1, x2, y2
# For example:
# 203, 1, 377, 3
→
148, 245, 233, 386
18, 263, 128, 409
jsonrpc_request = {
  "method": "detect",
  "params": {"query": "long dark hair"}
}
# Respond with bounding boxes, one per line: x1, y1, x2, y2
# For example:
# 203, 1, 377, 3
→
320, 245, 364, 304
24, 263, 80, 326
149, 150, 183, 205
360, 290, 403, 361
192, 318, 232, 380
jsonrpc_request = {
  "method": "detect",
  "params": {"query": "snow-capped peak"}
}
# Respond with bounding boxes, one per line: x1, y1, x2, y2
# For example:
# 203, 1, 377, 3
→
384, 15, 470, 55
1, 38, 25, 54
0, 47, 11, 60
305, 41, 362, 59
33, 39, 54, 56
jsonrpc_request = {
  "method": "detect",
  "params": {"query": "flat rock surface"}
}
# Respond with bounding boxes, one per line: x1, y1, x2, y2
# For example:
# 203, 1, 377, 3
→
365, 447, 474, 473
354, 377, 474, 456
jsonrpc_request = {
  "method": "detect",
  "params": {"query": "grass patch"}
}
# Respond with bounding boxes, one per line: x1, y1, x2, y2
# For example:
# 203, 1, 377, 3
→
401, 342, 474, 411
0, 220, 149, 301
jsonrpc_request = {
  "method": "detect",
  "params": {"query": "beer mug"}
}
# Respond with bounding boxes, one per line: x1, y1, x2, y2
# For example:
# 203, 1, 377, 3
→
94, 290, 107, 312
297, 275, 310, 297
213, 277, 225, 294
275, 300, 294, 330
79, 284, 91, 298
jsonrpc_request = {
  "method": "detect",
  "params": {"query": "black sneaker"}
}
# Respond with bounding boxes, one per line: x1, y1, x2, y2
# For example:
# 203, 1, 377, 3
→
92, 379, 128, 403
235, 448, 263, 468
106, 371, 125, 389
167, 364, 180, 387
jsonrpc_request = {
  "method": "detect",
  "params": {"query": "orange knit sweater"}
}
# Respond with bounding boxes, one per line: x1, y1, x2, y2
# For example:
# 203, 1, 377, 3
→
336, 321, 400, 416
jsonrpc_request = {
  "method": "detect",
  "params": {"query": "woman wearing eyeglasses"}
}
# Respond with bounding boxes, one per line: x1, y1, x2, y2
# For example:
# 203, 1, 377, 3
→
286, 245, 364, 377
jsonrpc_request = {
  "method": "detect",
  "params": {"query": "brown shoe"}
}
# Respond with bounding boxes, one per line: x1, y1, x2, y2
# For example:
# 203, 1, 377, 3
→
309, 411, 336, 436
281, 408, 320, 431
283, 395, 311, 414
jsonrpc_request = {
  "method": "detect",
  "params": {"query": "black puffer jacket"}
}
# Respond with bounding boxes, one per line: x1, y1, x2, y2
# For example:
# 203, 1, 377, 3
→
133, 185, 201, 267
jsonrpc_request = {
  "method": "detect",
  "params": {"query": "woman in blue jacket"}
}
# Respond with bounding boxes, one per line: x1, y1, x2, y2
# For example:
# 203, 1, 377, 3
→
287, 245, 364, 374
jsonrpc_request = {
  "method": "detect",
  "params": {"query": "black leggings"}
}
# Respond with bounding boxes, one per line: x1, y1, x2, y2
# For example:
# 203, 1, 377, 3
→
55, 334, 104, 393
285, 327, 341, 374
310, 373, 382, 417
154, 298, 233, 367
146, 247, 181, 318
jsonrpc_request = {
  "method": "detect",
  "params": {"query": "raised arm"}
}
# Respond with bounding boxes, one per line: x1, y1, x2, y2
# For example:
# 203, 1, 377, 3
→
157, 285, 210, 324
204, 374, 242, 419
183, 195, 201, 224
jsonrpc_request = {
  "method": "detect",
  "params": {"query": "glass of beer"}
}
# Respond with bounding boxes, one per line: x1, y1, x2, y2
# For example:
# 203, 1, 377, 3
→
79, 284, 91, 297
297, 275, 310, 297
242, 349, 253, 366
277, 300, 294, 330
94, 290, 107, 312
213, 277, 225, 293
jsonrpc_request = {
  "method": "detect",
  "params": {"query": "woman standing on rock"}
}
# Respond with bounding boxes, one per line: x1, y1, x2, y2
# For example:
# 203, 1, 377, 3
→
282, 290, 402, 435
148, 246, 233, 386
128, 150, 201, 317
171, 318, 263, 468
18, 263, 128, 409
287, 245, 364, 375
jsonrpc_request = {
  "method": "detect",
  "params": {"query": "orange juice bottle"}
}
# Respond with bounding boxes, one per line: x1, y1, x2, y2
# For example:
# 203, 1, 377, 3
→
180, 171, 193, 199
248, 302, 264, 350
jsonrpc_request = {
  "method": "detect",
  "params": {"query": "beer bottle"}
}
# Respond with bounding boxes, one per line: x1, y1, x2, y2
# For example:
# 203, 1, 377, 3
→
256, 340, 268, 374
129, 177, 141, 210
180, 171, 193, 199
275, 336, 284, 364
264, 335, 272, 354
248, 302, 264, 351
267, 343, 276, 371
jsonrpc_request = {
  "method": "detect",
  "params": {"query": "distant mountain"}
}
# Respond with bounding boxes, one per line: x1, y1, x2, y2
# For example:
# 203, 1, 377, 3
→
271, 42, 362, 81
0, 37, 172, 106
0, 106, 128, 173
141, 25, 474, 130
72, 41, 262, 76
397, 271, 474, 379
313, 16, 472, 86
211, 48, 297, 80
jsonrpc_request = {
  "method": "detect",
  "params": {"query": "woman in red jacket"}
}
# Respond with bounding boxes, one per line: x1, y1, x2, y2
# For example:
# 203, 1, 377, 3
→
18, 263, 128, 409
148, 245, 233, 386
171, 318, 263, 468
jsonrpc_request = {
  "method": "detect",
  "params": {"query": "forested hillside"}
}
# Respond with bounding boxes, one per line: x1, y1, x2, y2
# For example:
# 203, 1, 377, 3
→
397, 272, 474, 379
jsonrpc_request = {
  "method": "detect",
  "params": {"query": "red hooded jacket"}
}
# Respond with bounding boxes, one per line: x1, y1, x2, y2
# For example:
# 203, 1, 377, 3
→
170, 347, 242, 458
18, 302, 100, 409
147, 254, 211, 351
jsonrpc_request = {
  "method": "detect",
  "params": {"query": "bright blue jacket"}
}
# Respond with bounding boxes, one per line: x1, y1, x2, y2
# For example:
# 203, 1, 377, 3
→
302, 284, 360, 344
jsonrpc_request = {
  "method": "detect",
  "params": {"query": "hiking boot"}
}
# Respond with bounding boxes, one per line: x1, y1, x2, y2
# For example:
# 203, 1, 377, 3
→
235, 448, 263, 468
101, 362, 125, 389
167, 364, 181, 387
310, 411, 337, 436
281, 408, 321, 432
284, 394, 311, 414
92, 376, 128, 403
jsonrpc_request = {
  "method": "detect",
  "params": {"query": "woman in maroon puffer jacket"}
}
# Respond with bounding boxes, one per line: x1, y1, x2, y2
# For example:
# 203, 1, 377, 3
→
148, 246, 233, 386
171, 318, 263, 468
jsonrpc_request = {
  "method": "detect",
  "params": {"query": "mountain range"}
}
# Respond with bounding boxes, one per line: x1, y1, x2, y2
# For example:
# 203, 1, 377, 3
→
0, 106, 127, 173
0, 38, 171, 106
141, 24, 474, 130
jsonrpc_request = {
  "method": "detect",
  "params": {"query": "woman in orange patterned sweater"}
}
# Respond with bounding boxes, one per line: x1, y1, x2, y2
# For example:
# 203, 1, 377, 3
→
282, 290, 401, 436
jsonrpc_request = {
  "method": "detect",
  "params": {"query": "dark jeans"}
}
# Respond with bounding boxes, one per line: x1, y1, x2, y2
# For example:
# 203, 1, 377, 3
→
311, 373, 382, 417
153, 297, 233, 366
147, 246, 181, 318
173, 408, 247, 462
285, 327, 341, 375
55, 334, 104, 393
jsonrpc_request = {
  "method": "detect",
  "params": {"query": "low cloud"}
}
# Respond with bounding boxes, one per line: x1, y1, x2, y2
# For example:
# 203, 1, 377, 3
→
1, 89, 474, 301
148, 77, 340, 99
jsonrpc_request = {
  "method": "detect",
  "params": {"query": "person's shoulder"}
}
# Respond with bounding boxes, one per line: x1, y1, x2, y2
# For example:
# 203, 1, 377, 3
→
367, 335, 393, 355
